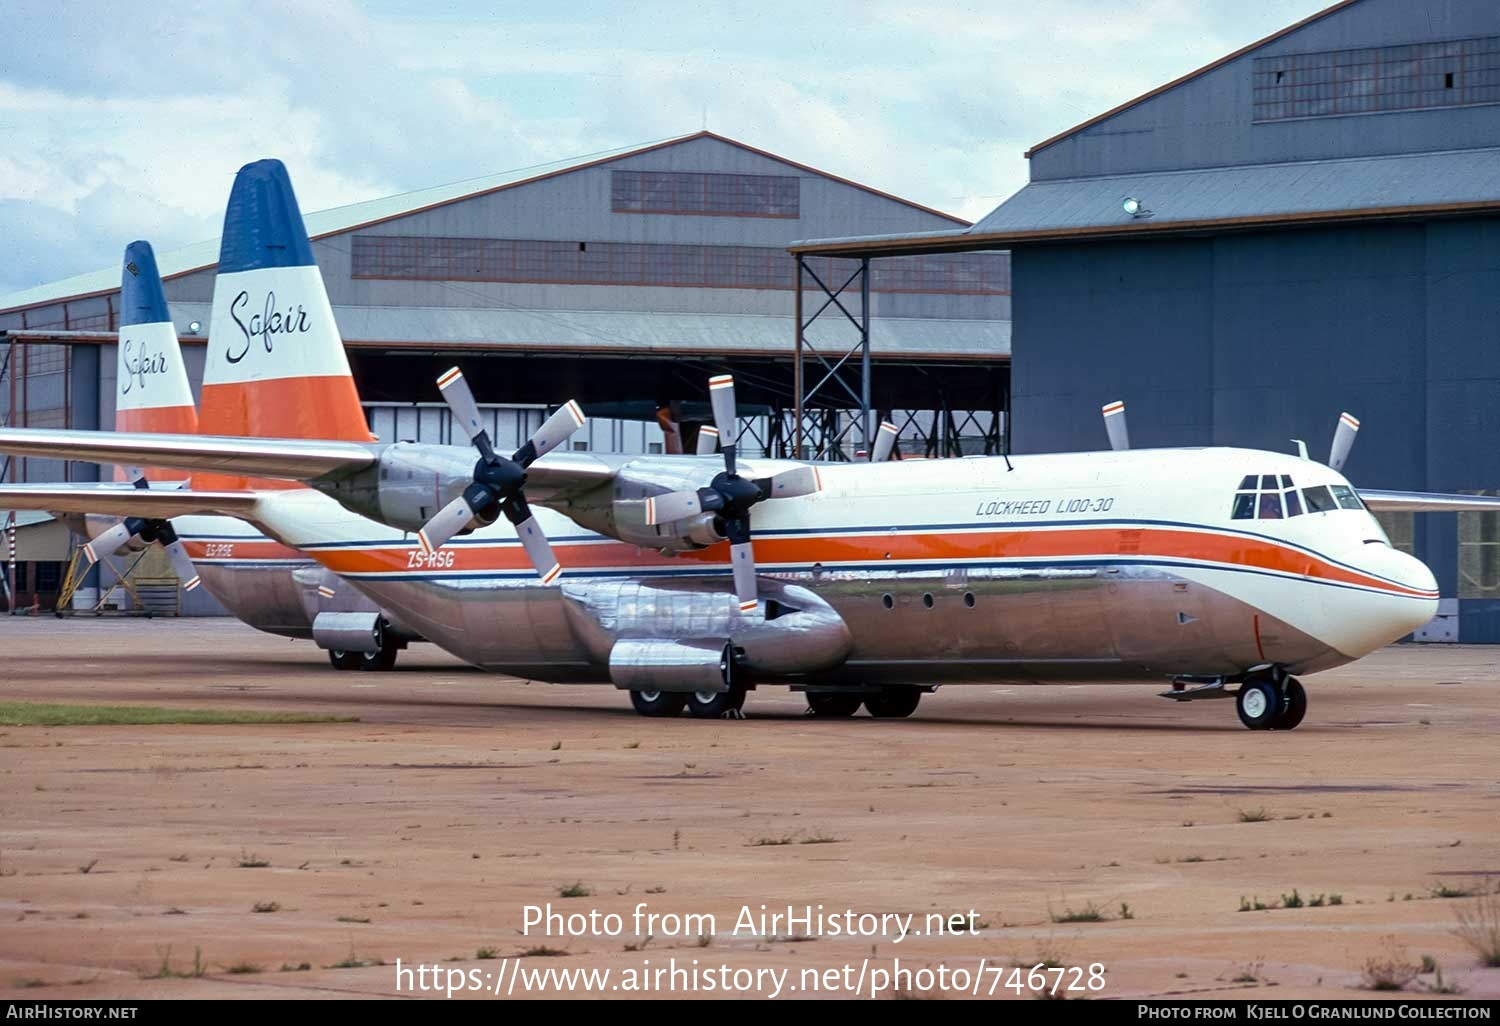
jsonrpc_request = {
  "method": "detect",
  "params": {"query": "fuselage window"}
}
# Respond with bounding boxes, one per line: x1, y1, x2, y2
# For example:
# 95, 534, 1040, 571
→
1302, 485, 1338, 512
1331, 484, 1364, 510
1283, 489, 1304, 517
1258, 491, 1284, 519
1232, 492, 1256, 519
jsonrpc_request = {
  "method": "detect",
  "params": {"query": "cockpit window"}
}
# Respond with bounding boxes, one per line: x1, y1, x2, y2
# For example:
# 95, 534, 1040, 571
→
1233, 473, 1303, 520
1302, 485, 1338, 512
1331, 484, 1364, 510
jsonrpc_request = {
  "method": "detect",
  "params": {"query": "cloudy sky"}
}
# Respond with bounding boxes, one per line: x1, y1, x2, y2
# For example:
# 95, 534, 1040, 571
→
1, 0, 1328, 297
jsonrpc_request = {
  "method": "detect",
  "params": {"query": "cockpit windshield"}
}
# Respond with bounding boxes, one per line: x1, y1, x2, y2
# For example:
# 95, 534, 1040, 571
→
1231, 475, 1366, 520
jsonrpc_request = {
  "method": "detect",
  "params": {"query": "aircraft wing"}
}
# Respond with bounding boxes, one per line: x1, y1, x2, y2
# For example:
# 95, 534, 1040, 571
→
0, 484, 262, 520
1359, 489, 1500, 512
523, 451, 628, 503
0, 427, 375, 480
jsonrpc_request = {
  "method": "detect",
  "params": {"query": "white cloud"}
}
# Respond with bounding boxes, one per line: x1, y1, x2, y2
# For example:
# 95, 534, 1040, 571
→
1, 0, 1332, 296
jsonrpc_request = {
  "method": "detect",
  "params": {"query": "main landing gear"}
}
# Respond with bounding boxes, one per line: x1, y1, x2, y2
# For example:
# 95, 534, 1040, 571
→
1235, 674, 1306, 731
325, 623, 402, 673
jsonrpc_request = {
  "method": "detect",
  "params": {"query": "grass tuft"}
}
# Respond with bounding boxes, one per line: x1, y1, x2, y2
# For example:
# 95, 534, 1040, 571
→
1050, 901, 1107, 924
1452, 890, 1500, 967
557, 881, 591, 898
1360, 938, 1419, 991
523, 946, 567, 957
1236, 807, 1272, 823
476, 947, 498, 960
252, 901, 280, 914
0, 701, 354, 727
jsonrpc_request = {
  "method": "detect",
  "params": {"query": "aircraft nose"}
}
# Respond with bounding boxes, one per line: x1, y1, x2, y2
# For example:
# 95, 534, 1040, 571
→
1390, 550, 1439, 635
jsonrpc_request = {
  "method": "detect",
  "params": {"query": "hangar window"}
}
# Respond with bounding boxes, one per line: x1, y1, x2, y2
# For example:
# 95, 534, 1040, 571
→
1458, 492, 1500, 598
612, 171, 800, 218
1253, 35, 1500, 122
351, 236, 1010, 295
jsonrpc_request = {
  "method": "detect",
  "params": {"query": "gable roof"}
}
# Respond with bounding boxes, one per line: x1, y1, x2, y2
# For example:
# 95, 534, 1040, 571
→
1, 131, 967, 315
1024, 0, 1365, 158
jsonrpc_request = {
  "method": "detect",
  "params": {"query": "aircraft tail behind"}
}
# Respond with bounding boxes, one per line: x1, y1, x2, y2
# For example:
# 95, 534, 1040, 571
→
115, 241, 199, 480
197, 159, 371, 488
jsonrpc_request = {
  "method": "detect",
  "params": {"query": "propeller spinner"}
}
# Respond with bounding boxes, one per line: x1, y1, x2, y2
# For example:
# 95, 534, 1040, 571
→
417, 367, 586, 583
644, 374, 820, 613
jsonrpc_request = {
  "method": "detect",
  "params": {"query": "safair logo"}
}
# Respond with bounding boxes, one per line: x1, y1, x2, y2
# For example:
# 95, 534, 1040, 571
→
119, 336, 170, 396
226, 290, 313, 364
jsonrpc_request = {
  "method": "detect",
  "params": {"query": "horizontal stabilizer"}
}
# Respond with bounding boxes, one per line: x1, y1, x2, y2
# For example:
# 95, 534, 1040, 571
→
0, 484, 262, 520
0, 427, 376, 481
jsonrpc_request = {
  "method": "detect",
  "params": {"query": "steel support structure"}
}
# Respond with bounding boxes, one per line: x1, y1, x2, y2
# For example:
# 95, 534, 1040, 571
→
791, 255, 872, 461
789, 255, 1007, 462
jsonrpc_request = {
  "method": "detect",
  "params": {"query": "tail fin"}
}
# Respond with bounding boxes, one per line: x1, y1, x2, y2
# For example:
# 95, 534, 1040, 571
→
197, 159, 371, 487
114, 241, 199, 480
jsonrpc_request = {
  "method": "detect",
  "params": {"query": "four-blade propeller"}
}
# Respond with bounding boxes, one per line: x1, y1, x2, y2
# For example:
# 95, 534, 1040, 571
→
82, 468, 201, 592
643, 374, 821, 612
417, 367, 586, 583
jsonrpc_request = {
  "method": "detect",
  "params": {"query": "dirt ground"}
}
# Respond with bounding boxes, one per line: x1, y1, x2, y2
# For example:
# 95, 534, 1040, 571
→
0, 617, 1496, 1001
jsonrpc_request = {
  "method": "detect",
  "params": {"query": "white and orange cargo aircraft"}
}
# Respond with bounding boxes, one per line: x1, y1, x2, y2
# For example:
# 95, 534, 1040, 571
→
3, 158, 1496, 728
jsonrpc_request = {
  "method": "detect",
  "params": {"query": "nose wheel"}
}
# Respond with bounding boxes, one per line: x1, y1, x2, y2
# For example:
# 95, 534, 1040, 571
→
1235, 675, 1306, 730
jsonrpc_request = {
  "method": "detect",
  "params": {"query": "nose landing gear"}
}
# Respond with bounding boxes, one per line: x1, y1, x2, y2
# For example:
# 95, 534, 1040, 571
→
1235, 673, 1306, 731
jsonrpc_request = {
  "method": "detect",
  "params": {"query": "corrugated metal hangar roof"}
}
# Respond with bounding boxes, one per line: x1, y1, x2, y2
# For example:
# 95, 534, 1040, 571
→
792, 146, 1500, 258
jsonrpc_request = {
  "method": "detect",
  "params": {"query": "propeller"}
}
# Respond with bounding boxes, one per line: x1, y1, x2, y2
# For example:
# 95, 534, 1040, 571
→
418, 367, 586, 582
695, 425, 720, 456
870, 421, 899, 463
1102, 400, 1130, 451
81, 470, 201, 592
644, 374, 821, 613
1328, 411, 1359, 472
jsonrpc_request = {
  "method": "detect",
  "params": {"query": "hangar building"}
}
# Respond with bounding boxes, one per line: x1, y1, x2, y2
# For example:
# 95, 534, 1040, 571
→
793, 0, 1500, 641
0, 132, 1011, 612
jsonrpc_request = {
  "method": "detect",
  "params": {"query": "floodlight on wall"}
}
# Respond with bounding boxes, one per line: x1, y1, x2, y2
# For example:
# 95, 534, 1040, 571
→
186, 321, 202, 334
1122, 196, 1152, 219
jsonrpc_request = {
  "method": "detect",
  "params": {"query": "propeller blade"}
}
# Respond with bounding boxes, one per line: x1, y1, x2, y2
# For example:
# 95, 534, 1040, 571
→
436, 366, 495, 460
417, 494, 479, 555
1102, 400, 1130, 451
729, 539, 758, 613
161, 539, 202, 592
82, 521, 137, 565
870, 422, 899, 463
1329, 411, 1359, 472
708, 374, 739, 475
645, 490, 706, 526
124, 466, 149, 487
511, 514, 562, 584
696, 425, 720, 456
761, 465, 821, 500
520, 400, 586, 465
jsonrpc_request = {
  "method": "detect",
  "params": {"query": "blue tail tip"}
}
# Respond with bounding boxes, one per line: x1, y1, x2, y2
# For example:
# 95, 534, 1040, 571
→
120, 240, 171, 327
218, 158, 317, 273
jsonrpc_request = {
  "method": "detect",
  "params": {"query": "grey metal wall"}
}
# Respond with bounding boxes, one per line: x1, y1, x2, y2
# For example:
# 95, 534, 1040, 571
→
1031, 0, 1500, 182
1010, 214, 1500, 632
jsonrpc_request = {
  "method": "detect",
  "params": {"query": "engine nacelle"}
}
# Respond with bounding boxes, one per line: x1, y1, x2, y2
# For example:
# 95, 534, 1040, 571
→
551, 457, 735, 554
608, 638, 733, 693
311, 442, 475, 533
562, 577, 853, 682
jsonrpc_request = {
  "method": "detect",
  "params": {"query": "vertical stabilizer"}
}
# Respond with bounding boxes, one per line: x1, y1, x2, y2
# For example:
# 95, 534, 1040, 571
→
115, 241, 198, 480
